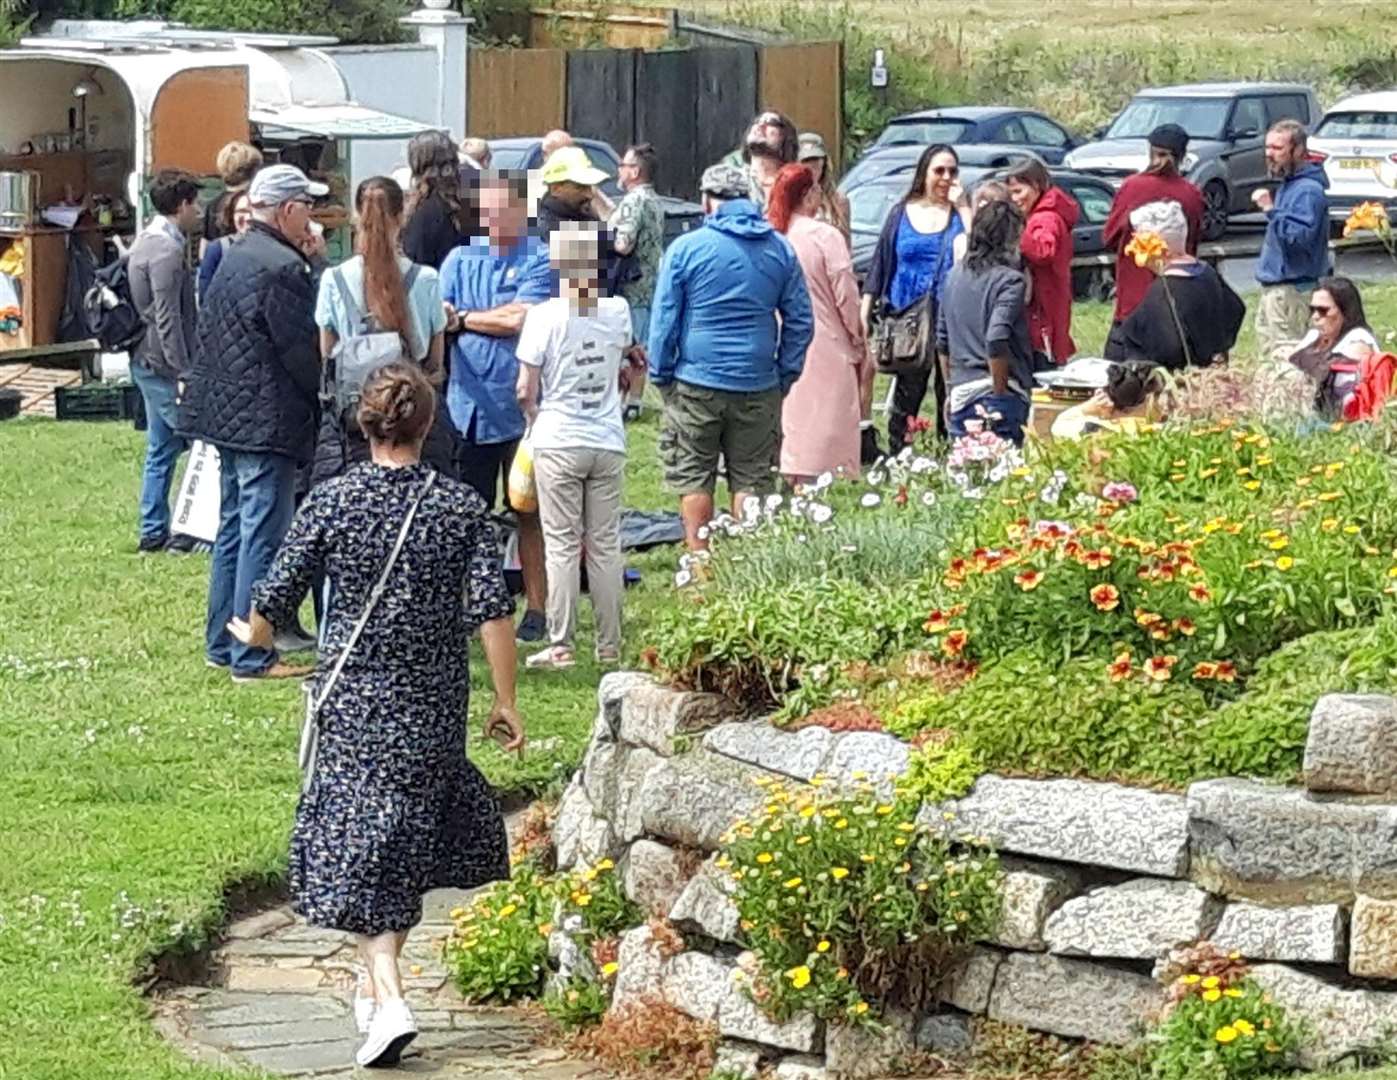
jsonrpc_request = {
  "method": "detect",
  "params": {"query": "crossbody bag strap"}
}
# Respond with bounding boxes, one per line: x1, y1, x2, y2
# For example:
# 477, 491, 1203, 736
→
308, 470, 437, 715
334, 264, 365, 332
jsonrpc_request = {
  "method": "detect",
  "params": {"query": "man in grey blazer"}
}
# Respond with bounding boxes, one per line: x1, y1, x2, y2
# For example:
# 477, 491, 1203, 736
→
128, 169, 200, 552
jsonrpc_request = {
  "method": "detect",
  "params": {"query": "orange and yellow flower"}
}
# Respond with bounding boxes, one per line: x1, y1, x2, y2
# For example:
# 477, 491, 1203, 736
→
1090, 583, 1121, 612
923, 609, 952, 633
1107, 652, 1134, 682
943, 629, 970, 657
1144, 655, 1178, 682
1014, 569, 1044, 591
1192, 661, 1219, 680
1189, 584, 1212, 603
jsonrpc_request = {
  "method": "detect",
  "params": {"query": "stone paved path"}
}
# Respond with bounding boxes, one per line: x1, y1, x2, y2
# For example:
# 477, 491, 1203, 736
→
153, 888, 612, 1079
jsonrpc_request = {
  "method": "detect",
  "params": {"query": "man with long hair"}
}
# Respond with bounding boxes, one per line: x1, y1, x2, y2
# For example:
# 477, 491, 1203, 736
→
721, 109, 800, 211
1103, 124, 1205, 333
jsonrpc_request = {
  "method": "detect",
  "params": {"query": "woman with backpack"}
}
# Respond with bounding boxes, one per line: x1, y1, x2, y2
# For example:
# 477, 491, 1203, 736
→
312, 176, 455, 487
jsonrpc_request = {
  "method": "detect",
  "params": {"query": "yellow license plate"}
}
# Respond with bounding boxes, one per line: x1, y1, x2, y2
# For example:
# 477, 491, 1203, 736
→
1340, 158, 1381, 170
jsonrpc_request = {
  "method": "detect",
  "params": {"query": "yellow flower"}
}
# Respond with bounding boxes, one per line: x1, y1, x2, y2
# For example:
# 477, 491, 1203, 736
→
1344, 524, 1361, 535
860, 854, 876, 863
601, 961, 619, 978
875, 804, 894, 816
1275, 556, 1295, 571
1234, 1019, 1256, 1036
1243, 480, 1261, 491
1215, 1025, 1239, 1044
784, 877, 803, 889
799, 805, 817, 819
1224, 987, 1244, 998
572, 892, 592, 907
852, 1000, 870, 1015
831, 867, 850, 880
1267, 537, 1289, 550
816, 940, 831, 953
896, 862, 911, 873
756, 852, 774, 864
1202, 988, 1222, 1003
786, 965, 811, 989
538, 922, 554, 937
1201, 976, 1221, 989
596, 858, 615, 871
449, 907, 466, 919
498, 903, 518, 918
1180, 974, 1201, 985
795, 835, 812, 845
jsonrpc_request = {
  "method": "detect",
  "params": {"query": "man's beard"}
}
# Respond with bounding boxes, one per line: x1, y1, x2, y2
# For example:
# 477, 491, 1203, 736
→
1268, 157, 1296, 180
746, 139, 782, 163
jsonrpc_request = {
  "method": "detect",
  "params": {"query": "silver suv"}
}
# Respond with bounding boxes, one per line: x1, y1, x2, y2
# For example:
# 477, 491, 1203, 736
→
1065, 82, 1322, 240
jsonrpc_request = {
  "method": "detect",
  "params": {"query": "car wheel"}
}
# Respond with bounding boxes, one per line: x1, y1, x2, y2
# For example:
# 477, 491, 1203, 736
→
1201, 181, 1229, 242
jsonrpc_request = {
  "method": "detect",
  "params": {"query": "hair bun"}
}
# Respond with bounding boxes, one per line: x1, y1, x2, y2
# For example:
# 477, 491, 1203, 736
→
356, 362, 435, 446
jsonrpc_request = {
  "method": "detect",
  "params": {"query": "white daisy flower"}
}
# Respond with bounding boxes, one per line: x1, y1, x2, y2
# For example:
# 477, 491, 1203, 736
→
860, 492, 882, 508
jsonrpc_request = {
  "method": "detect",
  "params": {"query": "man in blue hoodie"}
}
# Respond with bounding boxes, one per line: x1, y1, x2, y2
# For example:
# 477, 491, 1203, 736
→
1252, 119, 1330, 364
648, 163, 814, 550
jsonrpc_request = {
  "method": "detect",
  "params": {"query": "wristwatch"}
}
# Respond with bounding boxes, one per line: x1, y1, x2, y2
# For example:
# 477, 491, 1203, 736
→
454, 310, 471, 332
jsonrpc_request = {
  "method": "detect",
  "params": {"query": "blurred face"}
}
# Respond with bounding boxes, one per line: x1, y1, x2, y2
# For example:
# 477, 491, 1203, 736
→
232, 194, 252, 234
619, 153, 643, 190
480, 182, 526, 246
921, 150, 958, 201
800, 184, 822, 216
1148, 147, 1176, 172
1309, 288, 1342, 341
1266, 131, 1300, 179
749, 113, 785, 153
804, 156, 826, 183
275, 196, 313, 243
1006, 177, 1040, 214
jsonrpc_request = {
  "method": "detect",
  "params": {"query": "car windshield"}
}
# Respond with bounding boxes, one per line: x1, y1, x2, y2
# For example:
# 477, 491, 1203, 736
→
849, 182, 905, 232
874, 118, 974, 147
1316, 111, 1397, 140
1107, 97, 1230, 140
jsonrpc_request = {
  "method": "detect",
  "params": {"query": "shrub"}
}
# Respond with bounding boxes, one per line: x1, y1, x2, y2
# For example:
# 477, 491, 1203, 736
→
896, 734, 981, 805
445, 861, 556, 1002
445, 855, 637, 1003
170, 0, 410, 42
571, 999, 718, 1080
542, 975, 610, 1031
1149, 975, 1301, 1080
718, 778, 1000, 1023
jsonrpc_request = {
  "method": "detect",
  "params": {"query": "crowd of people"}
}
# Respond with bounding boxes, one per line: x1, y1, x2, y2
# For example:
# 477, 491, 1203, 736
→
115, 104, 1388, 1068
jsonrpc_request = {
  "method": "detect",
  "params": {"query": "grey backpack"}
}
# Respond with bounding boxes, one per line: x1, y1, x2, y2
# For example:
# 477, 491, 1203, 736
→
328, 263, 422, 426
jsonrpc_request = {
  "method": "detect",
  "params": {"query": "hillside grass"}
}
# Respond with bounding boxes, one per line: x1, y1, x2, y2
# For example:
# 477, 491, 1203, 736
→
6, 283, 1397, 1077
687, 0, 1397, 144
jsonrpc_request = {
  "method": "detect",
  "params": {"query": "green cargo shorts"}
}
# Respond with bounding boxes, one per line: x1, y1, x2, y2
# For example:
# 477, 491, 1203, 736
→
659, 380, 781, 496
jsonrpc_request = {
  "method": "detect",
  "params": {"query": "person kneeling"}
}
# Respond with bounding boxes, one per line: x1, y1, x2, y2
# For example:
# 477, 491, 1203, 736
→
516, 224, 633, 669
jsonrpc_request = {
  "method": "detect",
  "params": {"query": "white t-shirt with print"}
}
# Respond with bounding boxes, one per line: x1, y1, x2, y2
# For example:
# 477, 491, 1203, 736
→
516, 296, 632, 454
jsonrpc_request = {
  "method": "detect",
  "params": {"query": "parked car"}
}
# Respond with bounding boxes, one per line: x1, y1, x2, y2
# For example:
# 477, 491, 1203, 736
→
849, 168, 1118, 301
1064, 82, 1322, 241
1310, 91, 1397, 220
840, 142, 1043, 195
487, 136, 704, 246
870, 106, 1081, 164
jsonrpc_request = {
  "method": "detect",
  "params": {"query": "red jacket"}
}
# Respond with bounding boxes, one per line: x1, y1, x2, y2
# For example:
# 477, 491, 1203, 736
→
1104, 172, 1205, 321
1021, 186, 1079, 363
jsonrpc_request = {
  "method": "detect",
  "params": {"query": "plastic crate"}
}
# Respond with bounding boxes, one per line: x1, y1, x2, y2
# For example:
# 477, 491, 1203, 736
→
54, 382, 143, 423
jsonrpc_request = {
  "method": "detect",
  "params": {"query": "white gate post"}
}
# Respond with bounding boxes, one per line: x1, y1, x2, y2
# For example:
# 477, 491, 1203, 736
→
401, 3, 472, 140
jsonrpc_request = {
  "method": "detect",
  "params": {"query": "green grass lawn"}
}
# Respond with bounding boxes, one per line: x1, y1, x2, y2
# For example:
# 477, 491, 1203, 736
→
5, 286, 1397, 1077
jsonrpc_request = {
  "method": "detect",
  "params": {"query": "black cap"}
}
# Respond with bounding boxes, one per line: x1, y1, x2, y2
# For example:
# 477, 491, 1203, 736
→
1148, 123, 1189, 158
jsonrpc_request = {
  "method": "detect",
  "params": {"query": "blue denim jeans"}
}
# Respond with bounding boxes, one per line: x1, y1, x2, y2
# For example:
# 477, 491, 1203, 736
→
949, 391, 1031, 447
130, 362, 188, 543
205, 448, 298, 675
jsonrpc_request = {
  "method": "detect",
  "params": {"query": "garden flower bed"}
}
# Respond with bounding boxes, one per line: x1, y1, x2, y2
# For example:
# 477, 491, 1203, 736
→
444, 411, 1397, 1080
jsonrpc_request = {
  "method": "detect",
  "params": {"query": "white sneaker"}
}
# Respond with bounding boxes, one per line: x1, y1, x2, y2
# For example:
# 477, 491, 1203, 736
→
355, 997, 416, 1068
353, 972, 376, 1035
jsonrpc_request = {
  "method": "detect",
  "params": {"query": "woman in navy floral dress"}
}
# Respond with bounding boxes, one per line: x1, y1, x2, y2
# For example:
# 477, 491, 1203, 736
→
233, 363, 524, 1068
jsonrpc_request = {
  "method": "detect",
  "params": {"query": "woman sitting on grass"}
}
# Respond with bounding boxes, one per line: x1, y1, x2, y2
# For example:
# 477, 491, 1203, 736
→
1287, 276, 1378, 417
1052, 361, 1165, 440
229, 363, 523, 1069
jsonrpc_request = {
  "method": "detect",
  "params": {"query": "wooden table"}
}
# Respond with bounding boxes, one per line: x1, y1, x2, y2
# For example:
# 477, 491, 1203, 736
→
0, 223, 106, 353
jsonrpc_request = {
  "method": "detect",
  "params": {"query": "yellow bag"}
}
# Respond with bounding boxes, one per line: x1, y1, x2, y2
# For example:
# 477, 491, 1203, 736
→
507, 433, 537, 514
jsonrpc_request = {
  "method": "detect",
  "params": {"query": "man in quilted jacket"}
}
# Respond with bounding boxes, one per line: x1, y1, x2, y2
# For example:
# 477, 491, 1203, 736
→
180, 164, 325, 682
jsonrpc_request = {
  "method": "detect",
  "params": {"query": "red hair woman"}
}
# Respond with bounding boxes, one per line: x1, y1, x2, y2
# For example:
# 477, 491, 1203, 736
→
767, 164, 868, 483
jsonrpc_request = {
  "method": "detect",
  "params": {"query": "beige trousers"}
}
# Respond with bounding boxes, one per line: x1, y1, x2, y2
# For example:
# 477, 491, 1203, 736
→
533, 446, 626, 653
1255, 284, 1310, 366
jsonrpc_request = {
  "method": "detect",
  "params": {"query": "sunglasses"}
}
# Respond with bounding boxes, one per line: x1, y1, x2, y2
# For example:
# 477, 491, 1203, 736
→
931, 165, 960, 178
1309, 304, 1334, 316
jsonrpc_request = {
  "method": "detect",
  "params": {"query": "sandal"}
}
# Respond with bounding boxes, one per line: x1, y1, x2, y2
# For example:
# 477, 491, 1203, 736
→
525, 646, 576, 670
595, 647, 621, 665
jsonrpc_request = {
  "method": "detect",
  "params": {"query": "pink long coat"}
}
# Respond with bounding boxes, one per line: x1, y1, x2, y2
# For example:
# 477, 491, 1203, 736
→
780, 213, 868, 480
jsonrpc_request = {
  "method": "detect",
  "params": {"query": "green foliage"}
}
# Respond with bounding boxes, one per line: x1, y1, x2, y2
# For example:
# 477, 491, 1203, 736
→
896, 736, 981, 805
169, 0, 410, 42
561, 856, 641, 939
1149, 976, 1301, 1080
719, 779, 1000, 1023
444, 861, 557, 1002
542, 976, 610, 1031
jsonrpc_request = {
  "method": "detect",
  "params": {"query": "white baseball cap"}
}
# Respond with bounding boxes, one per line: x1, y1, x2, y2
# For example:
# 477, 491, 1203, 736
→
248, 164, 329, 208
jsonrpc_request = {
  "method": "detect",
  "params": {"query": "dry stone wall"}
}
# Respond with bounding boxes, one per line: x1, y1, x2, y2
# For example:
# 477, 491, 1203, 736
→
557, 678, 1397, 1079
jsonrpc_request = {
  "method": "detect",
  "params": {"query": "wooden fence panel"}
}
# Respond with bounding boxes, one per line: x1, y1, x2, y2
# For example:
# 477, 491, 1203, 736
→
566, 48, 636, 155
468, 48, 567, 138
635, 47, 699, 199
759, 41, 844, 172
693, 45, 758, 181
